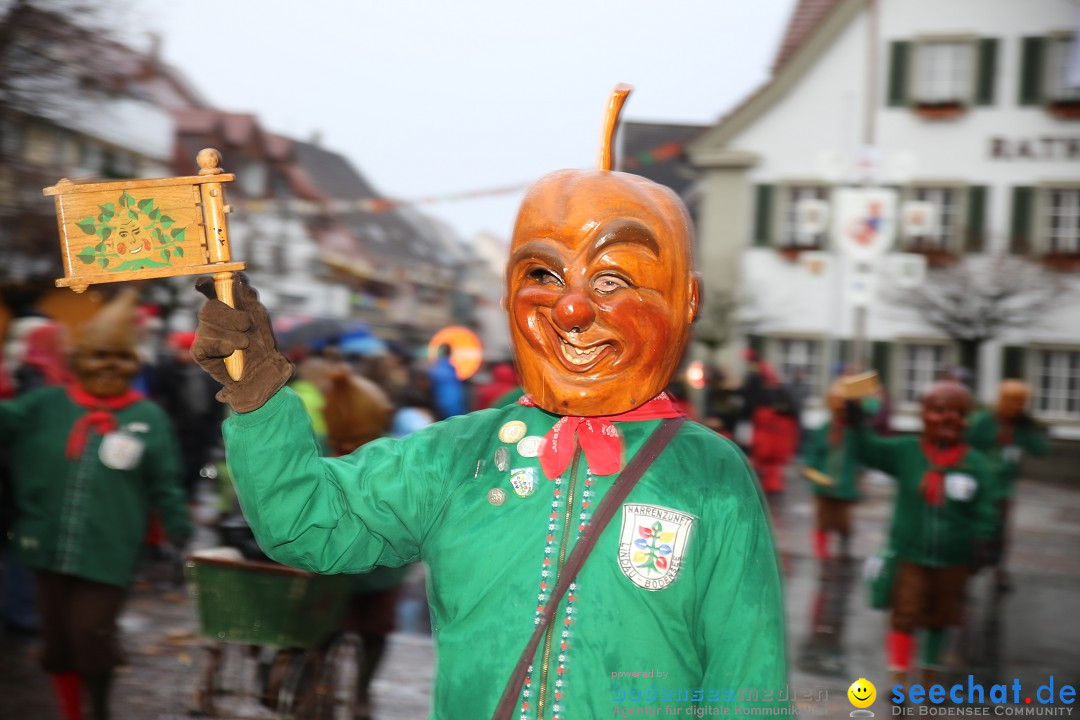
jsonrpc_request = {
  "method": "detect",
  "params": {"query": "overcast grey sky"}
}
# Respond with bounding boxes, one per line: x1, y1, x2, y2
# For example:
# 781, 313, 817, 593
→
133, 0, 796, 241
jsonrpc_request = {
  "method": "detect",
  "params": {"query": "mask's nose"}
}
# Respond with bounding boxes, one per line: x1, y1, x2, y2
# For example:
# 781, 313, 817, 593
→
551, 291, 595, 334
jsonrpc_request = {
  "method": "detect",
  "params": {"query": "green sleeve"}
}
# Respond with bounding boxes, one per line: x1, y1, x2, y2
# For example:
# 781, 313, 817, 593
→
972, 454, 1000, 539
1019, 421, 1049, 457
0, 393, 31, 442
144, 406, 193, 546
965, 410, 994, 452
850, 425, 907, 477
223, 388, 455, 574
800, 423, 827, 471
698, 452, 787, 710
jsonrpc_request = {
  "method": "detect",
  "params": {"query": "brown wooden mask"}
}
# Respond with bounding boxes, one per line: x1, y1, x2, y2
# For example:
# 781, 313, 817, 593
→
921, 380, 972, 447
71, 288, 141, 397
506, 86, 699, 416
996, 379, 1030, 419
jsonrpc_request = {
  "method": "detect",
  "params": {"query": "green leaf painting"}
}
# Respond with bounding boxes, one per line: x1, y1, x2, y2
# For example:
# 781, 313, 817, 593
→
71, 191, 192, 273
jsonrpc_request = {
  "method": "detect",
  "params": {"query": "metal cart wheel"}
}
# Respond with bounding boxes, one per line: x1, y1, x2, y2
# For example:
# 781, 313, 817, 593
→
262, 634, 358, 720
195, 641, 270, 718
311, 633, 360, 720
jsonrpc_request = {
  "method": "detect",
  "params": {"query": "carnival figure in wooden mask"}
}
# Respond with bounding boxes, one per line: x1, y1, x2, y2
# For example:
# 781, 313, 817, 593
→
845, 378, 996, 688
0, 286, 190, 720
71, 288, 142, 397
966, 378, 1048, 590
507, 85, 699, 416
189, 87, 786, 720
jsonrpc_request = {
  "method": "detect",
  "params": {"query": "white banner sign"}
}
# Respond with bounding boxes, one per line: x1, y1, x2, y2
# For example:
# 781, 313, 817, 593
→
833, 188, 898, 260
901, 201, 938, 237
884, 253, 928, 289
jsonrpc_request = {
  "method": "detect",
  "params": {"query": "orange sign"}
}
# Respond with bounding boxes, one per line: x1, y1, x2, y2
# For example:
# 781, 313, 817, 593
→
428, 326, 483, 380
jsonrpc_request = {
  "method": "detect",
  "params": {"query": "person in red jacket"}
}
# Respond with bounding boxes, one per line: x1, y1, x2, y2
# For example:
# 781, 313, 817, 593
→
750, 363, 800, 494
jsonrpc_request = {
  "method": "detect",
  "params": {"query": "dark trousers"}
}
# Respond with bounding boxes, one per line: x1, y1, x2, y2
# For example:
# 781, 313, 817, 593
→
36, 571, 126, 674
890, 561, 969, 634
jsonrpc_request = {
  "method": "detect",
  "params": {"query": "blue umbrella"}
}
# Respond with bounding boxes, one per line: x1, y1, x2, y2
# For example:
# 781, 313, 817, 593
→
341, 334, 387, 356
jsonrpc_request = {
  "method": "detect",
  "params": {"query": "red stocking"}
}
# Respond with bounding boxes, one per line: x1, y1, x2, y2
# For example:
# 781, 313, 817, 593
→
813, 529, 830, 559
50, 673, 83, 720
887, 630, 915, 672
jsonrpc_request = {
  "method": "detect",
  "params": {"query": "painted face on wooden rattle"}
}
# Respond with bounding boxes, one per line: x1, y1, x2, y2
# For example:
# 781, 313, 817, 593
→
506, 87, 698, 416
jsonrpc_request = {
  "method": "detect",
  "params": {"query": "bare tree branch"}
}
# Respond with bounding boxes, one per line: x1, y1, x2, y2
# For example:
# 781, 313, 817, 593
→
883, 254, 1070, 347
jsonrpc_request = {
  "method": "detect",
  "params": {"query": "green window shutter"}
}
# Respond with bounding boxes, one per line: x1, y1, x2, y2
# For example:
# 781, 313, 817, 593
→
975, 38, 998, 106
1009, 186, 1034, 255
1002, 345, 1026, 380
1019, 37, 1045, 106
965, 185, 987, 253
887, 41, 911, 107
753, 184, 773, 247
871, 341, 891, 389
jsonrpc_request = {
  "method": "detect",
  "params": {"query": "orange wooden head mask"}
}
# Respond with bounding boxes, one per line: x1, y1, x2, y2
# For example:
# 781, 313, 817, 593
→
506, 85, 699, 416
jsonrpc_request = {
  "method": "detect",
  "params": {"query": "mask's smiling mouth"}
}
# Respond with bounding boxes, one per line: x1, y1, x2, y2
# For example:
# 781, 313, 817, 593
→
559, 338, 610, 366
539, 318, 614, 373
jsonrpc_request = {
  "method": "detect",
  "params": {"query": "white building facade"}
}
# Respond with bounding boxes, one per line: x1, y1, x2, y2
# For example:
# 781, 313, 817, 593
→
689, 0, 1080, 436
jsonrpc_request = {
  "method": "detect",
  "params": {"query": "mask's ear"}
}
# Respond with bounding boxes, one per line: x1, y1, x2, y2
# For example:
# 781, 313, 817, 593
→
687, 273, 702, 324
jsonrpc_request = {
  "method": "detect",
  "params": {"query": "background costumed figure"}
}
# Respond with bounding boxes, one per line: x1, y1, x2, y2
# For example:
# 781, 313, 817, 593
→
849, 380, 997, 689
0, 289, 191, 720
966, 379, 1048, 591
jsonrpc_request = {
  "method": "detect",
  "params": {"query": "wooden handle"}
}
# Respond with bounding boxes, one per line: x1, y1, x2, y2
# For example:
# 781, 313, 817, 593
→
214, 271, 245, 380
802, 466, 835, 487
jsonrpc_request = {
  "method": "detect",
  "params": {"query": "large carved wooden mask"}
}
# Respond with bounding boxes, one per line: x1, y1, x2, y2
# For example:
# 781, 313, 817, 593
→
506, 86, 699, 416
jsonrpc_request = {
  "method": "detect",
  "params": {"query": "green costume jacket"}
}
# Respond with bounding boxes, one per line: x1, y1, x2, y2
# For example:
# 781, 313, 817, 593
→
224, 389, 787, 718
0, 386, 191, 588
852, 431, 996, 567
801, 422, 861, 501
966, 409, 1048, 498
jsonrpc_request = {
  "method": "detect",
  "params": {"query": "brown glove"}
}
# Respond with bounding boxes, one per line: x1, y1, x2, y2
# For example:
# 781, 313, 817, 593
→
192, 274, 294, 413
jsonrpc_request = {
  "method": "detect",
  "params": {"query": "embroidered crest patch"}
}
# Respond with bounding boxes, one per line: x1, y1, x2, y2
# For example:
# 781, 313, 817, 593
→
617, 503, 694, 591
509, 467, 537, 498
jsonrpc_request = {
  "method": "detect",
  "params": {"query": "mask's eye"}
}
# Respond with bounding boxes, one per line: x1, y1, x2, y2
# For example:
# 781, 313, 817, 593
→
592, 273, 630, 295
528, 268, 562, 286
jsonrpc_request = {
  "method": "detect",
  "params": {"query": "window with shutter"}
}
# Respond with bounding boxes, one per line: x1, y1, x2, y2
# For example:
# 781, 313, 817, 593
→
779, 184, 830, 252
1036, 186, 1080, 268
899, 185, 967, 262
891, 36, 999, 119
914, 41, 974, 105
1031, 348, 1080, 419
1019, 33, 1080, 118
898, 342, 954, 406
773, 337, 825, 399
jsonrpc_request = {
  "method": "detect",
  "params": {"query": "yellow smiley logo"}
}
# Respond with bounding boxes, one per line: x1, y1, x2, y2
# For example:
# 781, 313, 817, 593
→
848, 678, 877, 708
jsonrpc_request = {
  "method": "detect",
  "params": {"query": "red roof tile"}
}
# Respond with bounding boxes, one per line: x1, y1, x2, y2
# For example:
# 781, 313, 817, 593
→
771, 0, 844, 74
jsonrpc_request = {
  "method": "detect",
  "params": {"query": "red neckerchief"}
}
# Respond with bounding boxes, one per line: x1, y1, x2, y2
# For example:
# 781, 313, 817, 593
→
518, 393, 686, 479
919, 439, 969, 506
995, 414, 1015, 447
65, 384, 144, 460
